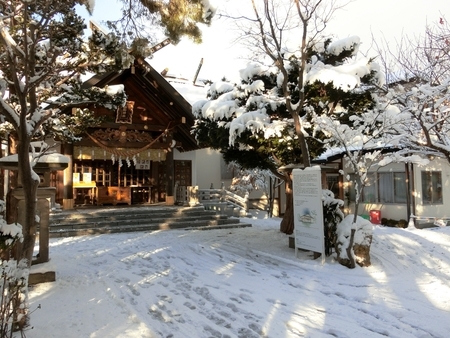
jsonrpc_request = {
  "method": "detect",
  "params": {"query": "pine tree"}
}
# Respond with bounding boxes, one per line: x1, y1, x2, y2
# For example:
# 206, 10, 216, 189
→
192, 36, 382, 234
106, 0, 216, 47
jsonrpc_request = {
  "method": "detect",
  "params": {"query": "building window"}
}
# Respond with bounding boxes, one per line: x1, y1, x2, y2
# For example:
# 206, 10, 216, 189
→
378, 172, 407, 203
362, 173, 376, 203
326, 174, 340, 198
393, 173, 408, 203
348, 172, 407, 204
421, 171, 442, 204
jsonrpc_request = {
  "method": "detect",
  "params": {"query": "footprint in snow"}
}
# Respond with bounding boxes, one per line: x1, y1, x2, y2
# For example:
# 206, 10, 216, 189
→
239, 293, 254, 303
183, 301, 196, 310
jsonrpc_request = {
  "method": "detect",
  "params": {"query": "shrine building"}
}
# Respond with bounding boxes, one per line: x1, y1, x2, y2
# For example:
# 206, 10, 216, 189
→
55, 58, 200, 209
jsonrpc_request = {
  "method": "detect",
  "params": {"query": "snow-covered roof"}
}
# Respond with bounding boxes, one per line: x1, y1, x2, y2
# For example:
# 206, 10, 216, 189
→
0, 152, 70, 171
165, 78, 208, 105
314, 146, 430, 167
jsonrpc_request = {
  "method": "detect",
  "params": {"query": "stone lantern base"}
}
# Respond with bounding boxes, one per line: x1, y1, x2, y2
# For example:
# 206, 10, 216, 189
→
11, 187, 56, 284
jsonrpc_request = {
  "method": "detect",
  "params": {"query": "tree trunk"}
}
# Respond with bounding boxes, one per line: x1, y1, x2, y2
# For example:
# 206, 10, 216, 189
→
280, 174, 294, 234
17, 138, 39, 266
346, 183, 362, 269
346, 228, 356, 269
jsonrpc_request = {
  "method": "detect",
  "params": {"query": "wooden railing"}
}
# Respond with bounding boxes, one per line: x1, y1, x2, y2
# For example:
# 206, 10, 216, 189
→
175, 184, 249, 213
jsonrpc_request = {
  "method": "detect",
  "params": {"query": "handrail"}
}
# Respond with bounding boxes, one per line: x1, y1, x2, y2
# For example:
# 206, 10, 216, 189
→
174, 185, 249, 212
197, 188, 249, 212
223, 190, 248, 209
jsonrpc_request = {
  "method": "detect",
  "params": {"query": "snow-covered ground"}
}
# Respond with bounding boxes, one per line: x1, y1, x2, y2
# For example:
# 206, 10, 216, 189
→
25, 210, 450, 338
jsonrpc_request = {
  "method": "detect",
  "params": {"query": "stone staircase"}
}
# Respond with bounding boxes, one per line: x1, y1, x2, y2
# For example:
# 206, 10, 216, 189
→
48, 205, 251, 238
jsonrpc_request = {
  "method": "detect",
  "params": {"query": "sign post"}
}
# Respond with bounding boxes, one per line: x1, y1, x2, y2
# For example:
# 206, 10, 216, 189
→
293, 167, 325, 263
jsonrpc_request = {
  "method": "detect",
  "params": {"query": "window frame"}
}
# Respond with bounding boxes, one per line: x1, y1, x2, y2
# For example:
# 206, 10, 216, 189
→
421, 171, 443, 205
348, 171, 408, 204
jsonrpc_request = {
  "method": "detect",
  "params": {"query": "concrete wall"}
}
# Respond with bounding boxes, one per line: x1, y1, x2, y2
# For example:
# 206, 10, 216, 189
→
174, 148, 223, 189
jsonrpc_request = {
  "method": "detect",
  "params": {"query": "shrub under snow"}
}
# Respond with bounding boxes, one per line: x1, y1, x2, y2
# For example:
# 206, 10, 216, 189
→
336, 215, 373, 267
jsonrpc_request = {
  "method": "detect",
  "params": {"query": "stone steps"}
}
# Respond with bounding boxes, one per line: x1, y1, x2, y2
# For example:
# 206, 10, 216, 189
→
49, 205, 251, 238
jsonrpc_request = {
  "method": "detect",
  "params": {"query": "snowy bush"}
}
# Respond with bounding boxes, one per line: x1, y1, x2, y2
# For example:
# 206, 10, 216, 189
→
322, 190, 344, 256
0, 206, 28, 335
228, 162, 275, 197
336, 215, 373, 268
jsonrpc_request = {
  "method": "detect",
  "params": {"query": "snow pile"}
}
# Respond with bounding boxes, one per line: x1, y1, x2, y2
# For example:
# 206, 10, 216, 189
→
336, 214, 373, 260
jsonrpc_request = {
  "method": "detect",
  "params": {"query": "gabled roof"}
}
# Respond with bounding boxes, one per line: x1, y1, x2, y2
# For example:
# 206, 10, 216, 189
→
82, 58, 200, 152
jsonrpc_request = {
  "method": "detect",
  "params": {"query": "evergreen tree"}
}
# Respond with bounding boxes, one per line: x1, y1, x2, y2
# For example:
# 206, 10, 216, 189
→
192, 36, 382, 234
105, 0, 216, 48
192, 0, 385, 236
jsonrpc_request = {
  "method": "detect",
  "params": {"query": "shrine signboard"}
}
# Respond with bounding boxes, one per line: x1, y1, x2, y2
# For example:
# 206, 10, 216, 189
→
293, 167, 325, 262
136, 159, 151, 170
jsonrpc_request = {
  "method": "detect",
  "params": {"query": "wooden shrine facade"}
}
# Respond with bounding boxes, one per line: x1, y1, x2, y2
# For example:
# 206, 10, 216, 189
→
55, 59, 200, 209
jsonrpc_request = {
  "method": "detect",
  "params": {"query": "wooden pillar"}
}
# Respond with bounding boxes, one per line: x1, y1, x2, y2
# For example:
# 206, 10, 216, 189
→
151, 161, 158, 203
7, 133, 18, 189
62, 143, 74, 209
321, 171, 327, 189
165, 150, 174, 205
338, 160, 344, 201
405, 162, 412, 222
6, 134, 18, 224
0, 140, 5, 201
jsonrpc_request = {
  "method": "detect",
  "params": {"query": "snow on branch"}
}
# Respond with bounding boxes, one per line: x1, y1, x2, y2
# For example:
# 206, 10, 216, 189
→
326, 36, 361, 56
307, 57, 383, 91
229, 111, 271, 145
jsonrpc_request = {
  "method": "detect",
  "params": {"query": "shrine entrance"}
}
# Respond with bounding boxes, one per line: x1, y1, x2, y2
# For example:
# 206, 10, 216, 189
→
54, 55, 200, 209
58, 153, 193, 207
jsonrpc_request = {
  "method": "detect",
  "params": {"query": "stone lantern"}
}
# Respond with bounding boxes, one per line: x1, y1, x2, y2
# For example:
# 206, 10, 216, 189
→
0, 151, 69, 284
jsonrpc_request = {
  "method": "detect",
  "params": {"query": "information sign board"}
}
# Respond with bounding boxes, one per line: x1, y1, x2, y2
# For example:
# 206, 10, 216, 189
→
293, 167, 325, 262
